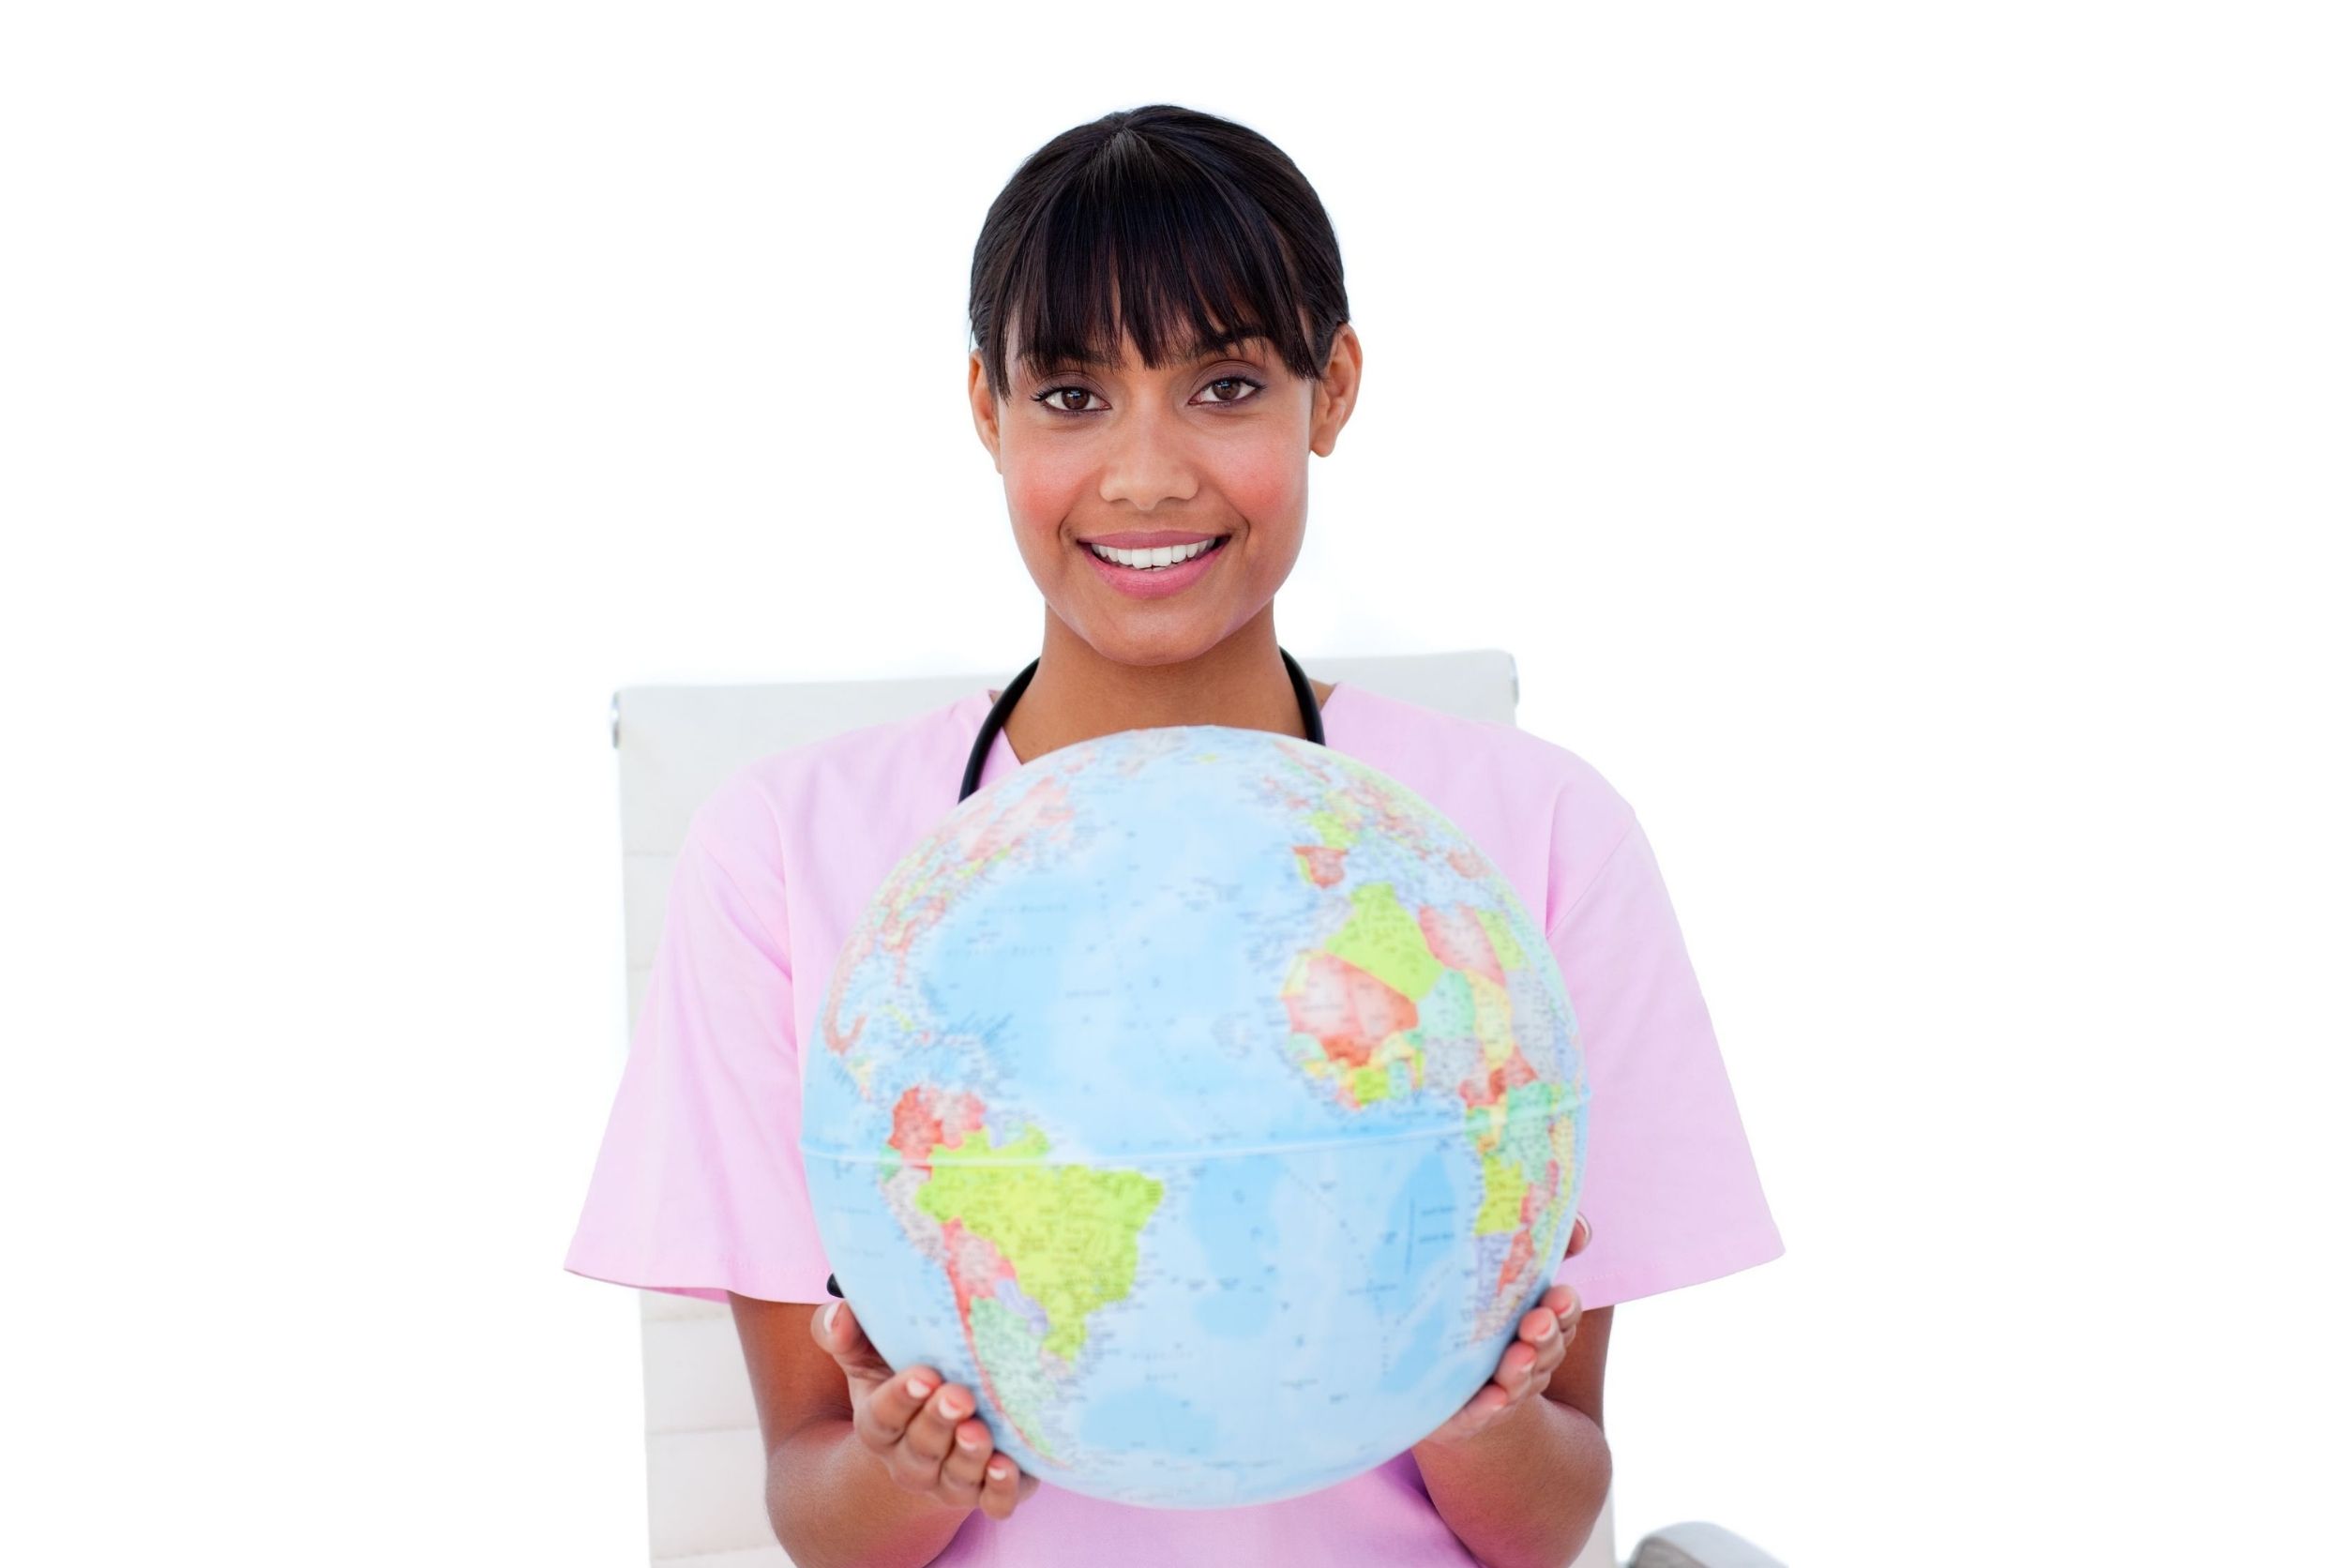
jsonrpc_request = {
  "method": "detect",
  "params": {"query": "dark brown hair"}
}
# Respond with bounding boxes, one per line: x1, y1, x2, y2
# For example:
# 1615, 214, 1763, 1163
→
968, 104, 1350, 401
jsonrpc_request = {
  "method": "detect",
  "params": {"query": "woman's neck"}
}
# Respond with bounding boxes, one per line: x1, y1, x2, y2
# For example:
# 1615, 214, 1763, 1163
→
992, 611, 1331, 766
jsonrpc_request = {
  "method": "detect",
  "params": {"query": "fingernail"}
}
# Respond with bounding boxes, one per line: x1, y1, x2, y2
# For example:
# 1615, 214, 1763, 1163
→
908, 1377, 934, 1399
941, 1395, 969, 1419
822, 1302, 839, 1336
989, 1459, 1010, 1479
1535, 1316, 1556, 1340
957, 1430, 983, 1451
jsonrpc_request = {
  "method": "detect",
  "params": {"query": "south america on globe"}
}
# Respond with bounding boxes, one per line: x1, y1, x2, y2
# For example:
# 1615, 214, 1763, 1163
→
799, 721, 1589, 1509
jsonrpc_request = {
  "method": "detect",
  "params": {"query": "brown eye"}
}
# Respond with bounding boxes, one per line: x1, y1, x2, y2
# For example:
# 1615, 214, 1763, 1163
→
1200, 375, 1266, 406
1033, 384, 1103, 415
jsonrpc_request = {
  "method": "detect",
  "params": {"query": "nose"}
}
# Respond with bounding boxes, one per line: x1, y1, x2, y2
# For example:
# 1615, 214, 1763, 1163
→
1094, 398, 1200, 513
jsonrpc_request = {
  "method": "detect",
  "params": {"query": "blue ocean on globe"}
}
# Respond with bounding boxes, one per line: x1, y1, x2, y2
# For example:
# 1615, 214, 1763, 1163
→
799, 721, 1588, 1509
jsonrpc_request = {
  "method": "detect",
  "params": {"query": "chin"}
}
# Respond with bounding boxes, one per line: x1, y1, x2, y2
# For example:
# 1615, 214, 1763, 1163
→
1066, 614, 1223, 665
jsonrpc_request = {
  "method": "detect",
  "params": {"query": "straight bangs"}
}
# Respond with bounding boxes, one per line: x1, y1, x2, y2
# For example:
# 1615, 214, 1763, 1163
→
972, 118, 1341, 400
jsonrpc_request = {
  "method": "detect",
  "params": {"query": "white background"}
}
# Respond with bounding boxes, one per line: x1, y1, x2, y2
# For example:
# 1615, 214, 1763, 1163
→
6, 5, 2345, 1564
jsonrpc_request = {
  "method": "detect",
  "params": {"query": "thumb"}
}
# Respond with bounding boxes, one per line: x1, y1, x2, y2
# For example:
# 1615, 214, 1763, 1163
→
820, 1300, 896, 1383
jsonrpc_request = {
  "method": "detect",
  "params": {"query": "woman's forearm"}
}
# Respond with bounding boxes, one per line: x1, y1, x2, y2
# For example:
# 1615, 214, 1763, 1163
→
1413, 1394, 1613, 1568
770, 1415, 974, 1568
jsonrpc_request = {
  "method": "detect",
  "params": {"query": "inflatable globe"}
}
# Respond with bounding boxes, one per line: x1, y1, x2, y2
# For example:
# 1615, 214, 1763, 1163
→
801, 722, 1587, 1509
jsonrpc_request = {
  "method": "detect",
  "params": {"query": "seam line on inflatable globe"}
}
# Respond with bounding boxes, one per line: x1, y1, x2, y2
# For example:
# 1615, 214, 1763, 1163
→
796, 1097, 1590, 1168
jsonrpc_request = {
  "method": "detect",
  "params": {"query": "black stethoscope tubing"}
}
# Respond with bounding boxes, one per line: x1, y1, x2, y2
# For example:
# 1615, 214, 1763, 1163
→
822, 647, 1326, 1302
957, 645, 1324, 804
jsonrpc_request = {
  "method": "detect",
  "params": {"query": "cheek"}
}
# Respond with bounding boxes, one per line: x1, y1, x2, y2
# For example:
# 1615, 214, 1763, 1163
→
1003, 445, 1089, 540
1214, 444, 1305, 528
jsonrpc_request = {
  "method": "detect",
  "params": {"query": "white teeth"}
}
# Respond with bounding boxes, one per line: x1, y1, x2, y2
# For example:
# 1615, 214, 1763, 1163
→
1087, 537, 1217, 568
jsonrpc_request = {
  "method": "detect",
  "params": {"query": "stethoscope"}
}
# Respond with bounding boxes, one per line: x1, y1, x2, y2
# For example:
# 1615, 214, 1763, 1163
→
821, 645, 1327, 1304
957, 645, 1326, 804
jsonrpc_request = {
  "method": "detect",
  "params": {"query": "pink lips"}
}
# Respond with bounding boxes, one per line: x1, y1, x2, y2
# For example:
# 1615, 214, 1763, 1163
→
1078, 534, 1230, 600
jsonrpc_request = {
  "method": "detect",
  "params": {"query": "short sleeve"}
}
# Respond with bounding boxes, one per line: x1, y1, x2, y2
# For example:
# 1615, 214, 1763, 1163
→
562, 774, 836, 1305
1549, 814, 1784, 1309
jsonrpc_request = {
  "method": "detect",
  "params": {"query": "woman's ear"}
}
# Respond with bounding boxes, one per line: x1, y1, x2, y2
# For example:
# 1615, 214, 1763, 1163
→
968, 351, 1003, 472
1308, 323, 1364, 459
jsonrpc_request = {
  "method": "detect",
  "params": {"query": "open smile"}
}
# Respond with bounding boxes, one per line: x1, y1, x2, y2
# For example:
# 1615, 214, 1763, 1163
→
1077, 534, 1230, 599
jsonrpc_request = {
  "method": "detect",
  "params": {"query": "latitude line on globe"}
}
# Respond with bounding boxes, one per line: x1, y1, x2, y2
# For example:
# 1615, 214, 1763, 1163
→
800, 1098, 1583, 1168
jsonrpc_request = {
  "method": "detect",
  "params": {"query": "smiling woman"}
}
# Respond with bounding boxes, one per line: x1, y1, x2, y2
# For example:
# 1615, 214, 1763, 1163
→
956, 106, 1366, 761
585, 103, 1747, 1568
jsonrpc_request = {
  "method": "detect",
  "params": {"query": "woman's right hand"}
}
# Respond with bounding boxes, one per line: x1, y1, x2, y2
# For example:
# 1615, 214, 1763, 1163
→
811, 1295, 1042, 1522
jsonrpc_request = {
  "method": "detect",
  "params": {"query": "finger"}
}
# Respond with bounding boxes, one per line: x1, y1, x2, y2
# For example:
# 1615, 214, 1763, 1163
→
938, 1415, 994, 1504
1551, 1286, 1583, 1338
1520, 1289, 1579, 1348
1456, 1384, 1511, 1436
1425, 1380, 1510, 1448
901, 1381, 972, 1472
819, 1301, 897, 1384
979, 1454, 1028, 1521
888, 1385, 960, 1493
1519, 1304, 1559, 1346
859, 1365, 942, 1453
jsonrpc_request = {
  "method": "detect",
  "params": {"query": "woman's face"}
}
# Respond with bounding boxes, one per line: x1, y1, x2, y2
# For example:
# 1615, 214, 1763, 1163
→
968, 313, 1362, 667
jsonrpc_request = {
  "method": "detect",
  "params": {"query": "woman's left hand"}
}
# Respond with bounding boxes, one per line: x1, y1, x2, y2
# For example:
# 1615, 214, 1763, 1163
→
1415, 1212, 1591, 1449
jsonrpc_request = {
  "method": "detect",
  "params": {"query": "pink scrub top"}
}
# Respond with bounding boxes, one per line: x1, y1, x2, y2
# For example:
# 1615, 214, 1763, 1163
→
565, 680, 1783, 1566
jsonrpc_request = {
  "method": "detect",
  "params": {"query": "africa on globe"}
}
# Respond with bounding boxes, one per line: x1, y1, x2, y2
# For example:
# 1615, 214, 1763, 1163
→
799, 722, 1588, 1509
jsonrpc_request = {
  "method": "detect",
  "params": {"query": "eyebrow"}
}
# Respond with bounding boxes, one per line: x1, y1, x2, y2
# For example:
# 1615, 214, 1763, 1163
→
1027, 329, 1270, 373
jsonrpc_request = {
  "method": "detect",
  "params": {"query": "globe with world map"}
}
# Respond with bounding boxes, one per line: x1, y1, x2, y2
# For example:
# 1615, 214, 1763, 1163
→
799, 721, 1588, 1509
